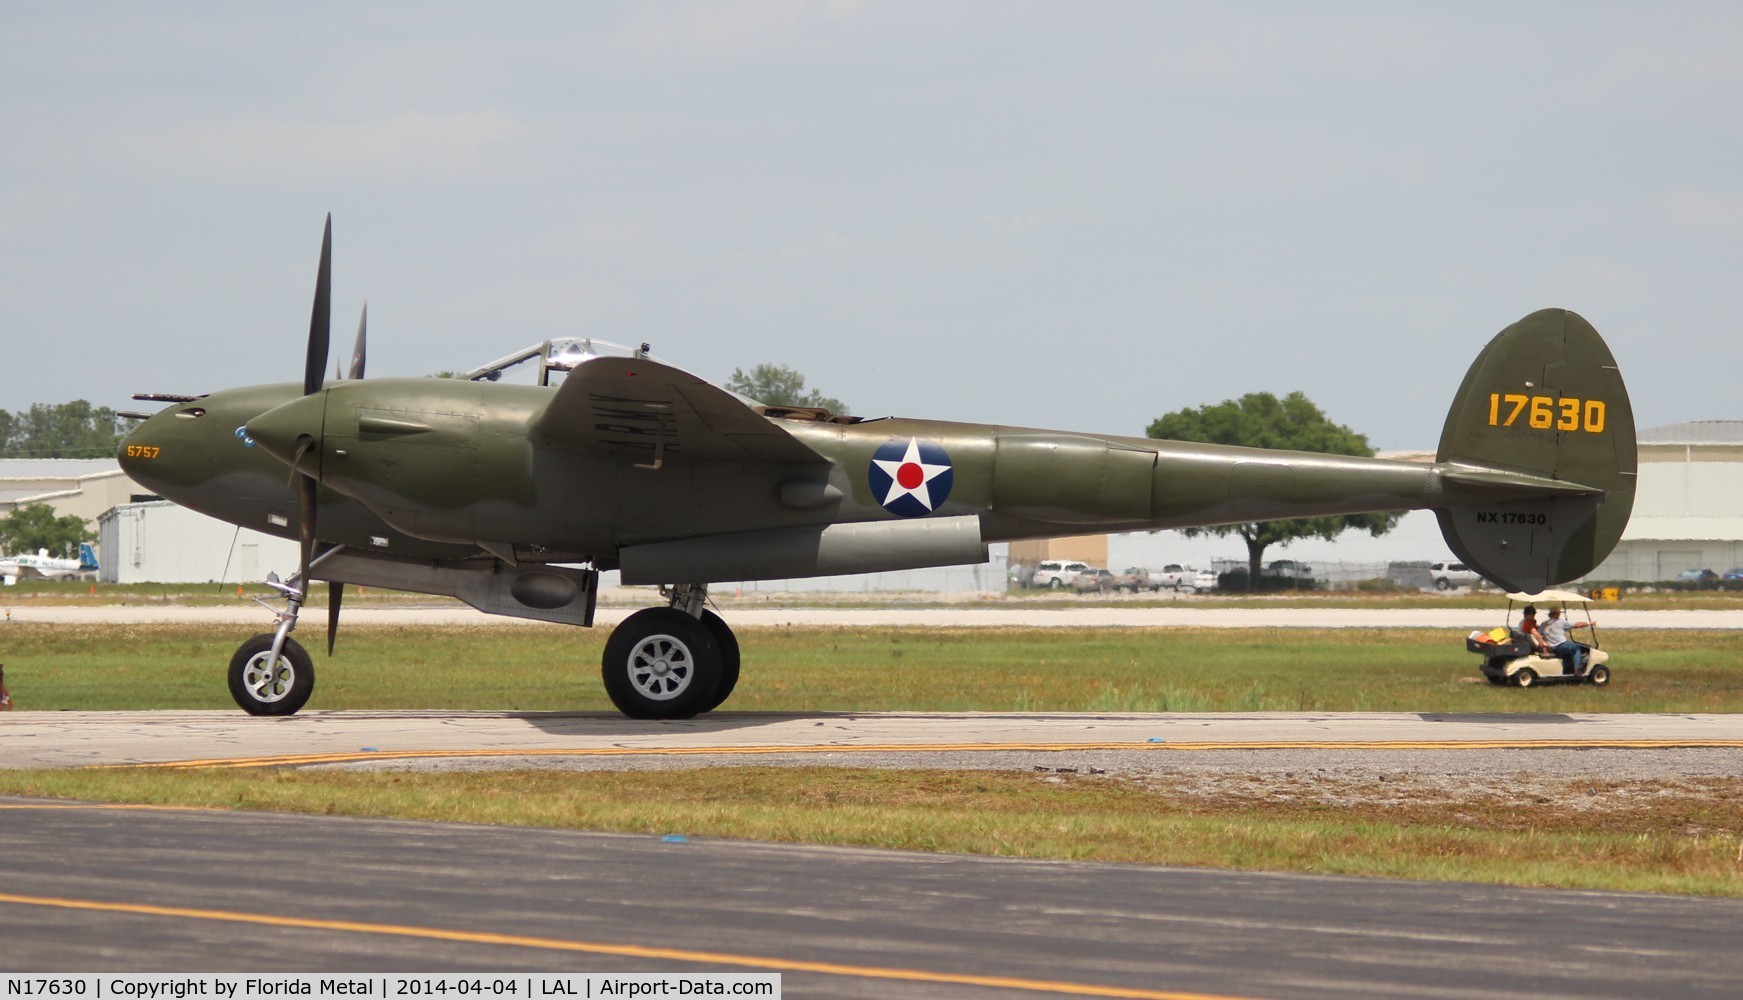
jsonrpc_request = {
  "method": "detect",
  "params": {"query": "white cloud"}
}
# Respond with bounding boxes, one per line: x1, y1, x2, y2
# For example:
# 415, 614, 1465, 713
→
118, 111, 530, 184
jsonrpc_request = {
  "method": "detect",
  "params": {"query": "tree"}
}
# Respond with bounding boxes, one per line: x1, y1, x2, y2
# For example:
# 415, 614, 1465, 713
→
1146, 391, 1401, 590
0, 503, 95, 559
0, 401, 127, 459
724, 364, 847, 415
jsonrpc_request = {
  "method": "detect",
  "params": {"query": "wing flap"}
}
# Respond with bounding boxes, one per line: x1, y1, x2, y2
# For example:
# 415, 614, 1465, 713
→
535, 357, 826, 464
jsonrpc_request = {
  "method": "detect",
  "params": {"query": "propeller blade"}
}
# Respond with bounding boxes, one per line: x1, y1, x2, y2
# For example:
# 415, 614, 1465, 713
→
297, 474, 317, 600
285, 437, 314, 490
327, 581, 344, 656
304, 215, 333, 396
348, 304, 367, 380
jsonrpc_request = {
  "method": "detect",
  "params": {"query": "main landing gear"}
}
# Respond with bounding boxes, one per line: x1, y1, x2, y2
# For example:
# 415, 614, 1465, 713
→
601, 583, 740, 719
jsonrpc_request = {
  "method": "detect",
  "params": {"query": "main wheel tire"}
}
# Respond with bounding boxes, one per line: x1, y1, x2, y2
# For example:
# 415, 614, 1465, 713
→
1514, 667, 1538, 688
697, 609, 741, 713
228, 634, 315, 716
601, 608, 720, 719
1587, 664, 1611, 687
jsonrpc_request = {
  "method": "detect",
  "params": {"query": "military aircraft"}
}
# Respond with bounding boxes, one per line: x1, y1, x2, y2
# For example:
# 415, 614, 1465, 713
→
0, 542, 99, 586
118, 217, 1637, 719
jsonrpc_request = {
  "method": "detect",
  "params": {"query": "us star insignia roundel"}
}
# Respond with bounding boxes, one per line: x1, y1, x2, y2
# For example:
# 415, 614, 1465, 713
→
868, 437, 954, 517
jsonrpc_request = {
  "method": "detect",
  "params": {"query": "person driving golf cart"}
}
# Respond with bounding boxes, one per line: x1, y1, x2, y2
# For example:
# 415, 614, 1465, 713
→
1466, 589, 1611, 688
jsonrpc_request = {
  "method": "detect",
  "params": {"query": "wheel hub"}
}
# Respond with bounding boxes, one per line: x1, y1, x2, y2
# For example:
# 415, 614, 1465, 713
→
628, 634, 693, 701
244, 652, 293, 703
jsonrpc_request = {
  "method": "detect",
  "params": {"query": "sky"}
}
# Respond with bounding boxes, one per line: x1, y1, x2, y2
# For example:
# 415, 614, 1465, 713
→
5, 1, 1742, 462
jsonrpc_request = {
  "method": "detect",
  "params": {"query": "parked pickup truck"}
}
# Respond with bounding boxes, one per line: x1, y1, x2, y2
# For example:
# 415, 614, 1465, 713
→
1150, 564, 1206, 592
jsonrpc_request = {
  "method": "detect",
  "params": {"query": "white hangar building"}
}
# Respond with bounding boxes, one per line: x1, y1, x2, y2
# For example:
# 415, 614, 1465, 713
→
1588, 421, 1743, 581
97, 500, 301, 585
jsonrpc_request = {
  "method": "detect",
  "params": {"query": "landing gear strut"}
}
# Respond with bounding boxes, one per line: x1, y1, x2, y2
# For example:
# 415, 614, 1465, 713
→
601, 583, 740, 719
228, 573, 316, 715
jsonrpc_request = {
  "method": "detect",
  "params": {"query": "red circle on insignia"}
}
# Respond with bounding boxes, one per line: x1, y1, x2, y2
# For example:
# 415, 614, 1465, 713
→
897, 463, 924, 489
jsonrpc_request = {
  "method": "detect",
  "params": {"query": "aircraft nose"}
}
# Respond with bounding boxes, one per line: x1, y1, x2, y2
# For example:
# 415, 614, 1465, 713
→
245, 393, 327, 469
117, 419, 163, 485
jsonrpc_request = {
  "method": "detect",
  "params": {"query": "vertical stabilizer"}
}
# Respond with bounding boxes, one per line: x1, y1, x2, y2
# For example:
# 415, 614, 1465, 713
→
1435, 309, 1636, 592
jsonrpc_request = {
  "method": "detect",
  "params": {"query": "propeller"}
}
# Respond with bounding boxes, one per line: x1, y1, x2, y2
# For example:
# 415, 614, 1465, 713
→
327, 301, 364, 653
298, 217, 334, 653
304, 217, 332, 397
249, 215, 357, 656
349, 304, 367, 380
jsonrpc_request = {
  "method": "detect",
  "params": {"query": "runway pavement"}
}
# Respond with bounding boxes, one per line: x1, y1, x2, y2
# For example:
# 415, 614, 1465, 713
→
5, 709, 1743, 771
4, 799, 1741, 998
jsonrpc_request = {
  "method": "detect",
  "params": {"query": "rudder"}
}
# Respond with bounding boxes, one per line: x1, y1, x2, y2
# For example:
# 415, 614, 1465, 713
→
1435, 309, 1636, 592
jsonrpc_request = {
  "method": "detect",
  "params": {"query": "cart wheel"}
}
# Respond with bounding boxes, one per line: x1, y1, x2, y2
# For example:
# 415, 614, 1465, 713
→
1514, 667, 1537, 688
1587, 664, 1610, 687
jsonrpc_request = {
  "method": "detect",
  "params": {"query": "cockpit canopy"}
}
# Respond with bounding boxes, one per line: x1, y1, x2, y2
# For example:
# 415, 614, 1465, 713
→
460, 338, 657, 388
458, 337, 862, 423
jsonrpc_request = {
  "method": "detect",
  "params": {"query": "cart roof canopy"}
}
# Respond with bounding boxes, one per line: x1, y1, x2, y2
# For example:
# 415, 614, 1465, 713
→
1506, 589, 1593, 604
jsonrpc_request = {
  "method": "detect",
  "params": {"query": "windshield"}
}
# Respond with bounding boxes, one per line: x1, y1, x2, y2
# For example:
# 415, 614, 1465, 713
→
459, 338, 660, 388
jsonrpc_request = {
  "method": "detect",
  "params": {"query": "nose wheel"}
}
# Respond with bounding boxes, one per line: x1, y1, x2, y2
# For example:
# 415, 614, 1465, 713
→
228, 633, 315, 715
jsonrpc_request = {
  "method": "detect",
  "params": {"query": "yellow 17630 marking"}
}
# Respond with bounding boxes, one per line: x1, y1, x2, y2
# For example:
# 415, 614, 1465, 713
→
1487, 393, 1606, 433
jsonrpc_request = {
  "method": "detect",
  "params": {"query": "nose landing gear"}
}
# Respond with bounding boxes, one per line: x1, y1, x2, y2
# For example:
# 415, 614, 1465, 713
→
228, 572, 316, 715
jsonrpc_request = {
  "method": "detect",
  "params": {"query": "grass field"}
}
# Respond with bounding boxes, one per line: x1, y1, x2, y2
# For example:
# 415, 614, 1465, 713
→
4, 618, 1742, 895
3, 621, 1743, 713
2, 766, 1741, 897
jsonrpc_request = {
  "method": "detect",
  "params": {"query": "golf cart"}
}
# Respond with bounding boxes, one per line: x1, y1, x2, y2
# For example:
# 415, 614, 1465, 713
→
1465, 589, 1611, 688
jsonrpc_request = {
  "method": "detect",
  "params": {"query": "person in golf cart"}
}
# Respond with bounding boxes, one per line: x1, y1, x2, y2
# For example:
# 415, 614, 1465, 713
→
1540, 606, 1594, 675
1466, 589, 1611, 687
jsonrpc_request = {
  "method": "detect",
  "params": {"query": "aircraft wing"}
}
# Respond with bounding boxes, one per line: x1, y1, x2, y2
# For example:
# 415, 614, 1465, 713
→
535, 357, 827, 465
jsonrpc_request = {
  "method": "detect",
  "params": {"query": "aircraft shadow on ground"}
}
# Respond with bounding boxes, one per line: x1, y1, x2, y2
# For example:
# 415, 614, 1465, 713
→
1417, 713, 1578, 724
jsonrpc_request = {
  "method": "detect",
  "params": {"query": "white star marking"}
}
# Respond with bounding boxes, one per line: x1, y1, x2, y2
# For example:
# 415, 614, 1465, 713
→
872, 437, 951, 512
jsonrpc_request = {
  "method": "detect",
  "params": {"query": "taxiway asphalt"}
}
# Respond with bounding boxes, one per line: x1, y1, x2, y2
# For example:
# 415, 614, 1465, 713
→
4, 799, 1741, 998
5, 709, 1743, 772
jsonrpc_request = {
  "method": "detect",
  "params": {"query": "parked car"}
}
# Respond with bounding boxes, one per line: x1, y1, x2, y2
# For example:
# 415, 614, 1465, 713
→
1149, 564, 1198, 591
1429, 561, 1480, 591
1191, 569, 1218, 592
1070, 568, 1120, 593
1032, 560, 1093, 589
1117, 567, 1154, 592
1678, 568, 1719, 584
1724, 568, 1743, 582
1267, 559, 1313, 579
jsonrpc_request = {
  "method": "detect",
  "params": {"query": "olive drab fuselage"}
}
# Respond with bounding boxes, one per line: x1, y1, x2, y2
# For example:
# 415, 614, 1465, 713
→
123, 374, 1456, 579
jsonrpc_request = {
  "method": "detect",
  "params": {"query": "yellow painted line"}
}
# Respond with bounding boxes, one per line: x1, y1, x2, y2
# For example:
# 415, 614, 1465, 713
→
107, 738, 1743, 770
0, 802, 212, 812
0, 891, 1247, 1000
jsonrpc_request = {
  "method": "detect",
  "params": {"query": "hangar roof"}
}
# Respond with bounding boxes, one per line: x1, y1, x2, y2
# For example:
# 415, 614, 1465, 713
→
0, 458, 121, 478
1638, 421, 1743, 445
